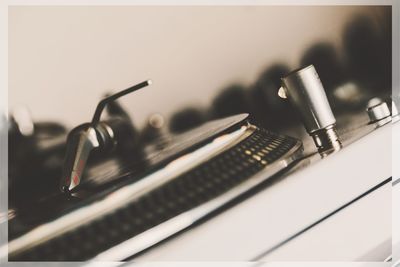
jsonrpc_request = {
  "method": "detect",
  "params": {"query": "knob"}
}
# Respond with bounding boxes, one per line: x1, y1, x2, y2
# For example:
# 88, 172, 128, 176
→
279, 65, 341, 153
366, 98, 391, 125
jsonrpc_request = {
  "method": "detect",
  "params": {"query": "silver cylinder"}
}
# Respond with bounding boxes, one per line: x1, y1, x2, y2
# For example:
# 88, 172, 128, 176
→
280, 65, 341, 152
281, 65, 336, 133
366, 99, 391, 123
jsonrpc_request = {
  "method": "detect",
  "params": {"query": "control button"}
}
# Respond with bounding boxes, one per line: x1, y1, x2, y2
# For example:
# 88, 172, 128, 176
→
366, 98, 391, 124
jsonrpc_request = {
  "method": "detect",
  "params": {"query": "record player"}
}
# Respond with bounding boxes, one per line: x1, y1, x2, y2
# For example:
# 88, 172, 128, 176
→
2, 61, 395, 261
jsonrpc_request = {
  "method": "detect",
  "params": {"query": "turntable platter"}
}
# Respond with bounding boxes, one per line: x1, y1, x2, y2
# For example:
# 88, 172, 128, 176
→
6, 114, 303, 261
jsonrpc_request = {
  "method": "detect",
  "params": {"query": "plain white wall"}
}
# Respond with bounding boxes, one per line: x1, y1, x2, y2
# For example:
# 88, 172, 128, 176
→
8, 6, 382, 128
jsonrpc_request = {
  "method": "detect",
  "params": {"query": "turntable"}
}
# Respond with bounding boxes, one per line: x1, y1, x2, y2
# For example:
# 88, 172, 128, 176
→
3, 64, 394, 262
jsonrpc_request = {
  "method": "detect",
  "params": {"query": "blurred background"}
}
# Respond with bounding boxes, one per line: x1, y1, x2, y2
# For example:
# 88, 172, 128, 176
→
8, 6, 391, 133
